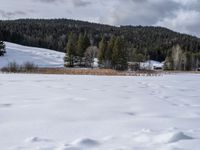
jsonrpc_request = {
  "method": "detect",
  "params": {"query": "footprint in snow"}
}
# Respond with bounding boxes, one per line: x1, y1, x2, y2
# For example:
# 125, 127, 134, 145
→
0, 103, 12, 108
155, 131, 193, 144
71, 138, 99, 147
71, 97, 87, 102
125, 112, 136, 116
61, 138, 100, 150
25, 137, 53, 143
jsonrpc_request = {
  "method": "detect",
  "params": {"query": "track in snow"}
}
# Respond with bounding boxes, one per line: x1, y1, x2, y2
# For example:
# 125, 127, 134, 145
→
0, 74, 200, 150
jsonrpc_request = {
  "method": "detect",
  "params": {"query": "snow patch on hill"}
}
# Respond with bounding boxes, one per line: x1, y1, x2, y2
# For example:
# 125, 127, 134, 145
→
0, 42, 65, 68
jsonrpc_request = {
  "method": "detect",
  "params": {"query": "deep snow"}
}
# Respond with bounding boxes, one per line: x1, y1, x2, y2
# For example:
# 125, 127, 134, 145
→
0, 42, 65, 68
0, 73, 200, 150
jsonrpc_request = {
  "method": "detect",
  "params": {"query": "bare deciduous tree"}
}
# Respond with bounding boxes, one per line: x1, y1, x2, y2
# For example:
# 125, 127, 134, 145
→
85, 46, 99, 68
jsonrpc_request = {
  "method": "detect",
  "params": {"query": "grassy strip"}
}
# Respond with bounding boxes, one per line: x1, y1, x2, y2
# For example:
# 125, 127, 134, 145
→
2, 62, 198, 76
36, 68, 121, 76
5, 68, 161, 76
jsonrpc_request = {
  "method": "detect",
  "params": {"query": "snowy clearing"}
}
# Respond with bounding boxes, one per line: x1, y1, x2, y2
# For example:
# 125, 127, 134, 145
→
0, 42, 65, 68
0, 73, 200, 150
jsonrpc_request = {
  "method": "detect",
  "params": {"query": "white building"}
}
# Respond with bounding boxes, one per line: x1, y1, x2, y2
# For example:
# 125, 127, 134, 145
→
140, 60, 164, 70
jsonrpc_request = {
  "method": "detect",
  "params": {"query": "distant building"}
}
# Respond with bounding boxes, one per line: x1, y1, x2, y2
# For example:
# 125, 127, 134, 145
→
128, 62, 140, 71
140, 60, 164, 70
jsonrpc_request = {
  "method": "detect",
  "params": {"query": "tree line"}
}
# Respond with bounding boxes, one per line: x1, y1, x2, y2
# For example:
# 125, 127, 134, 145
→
0, 19, 200, 70
65, 33, 128, 70
0, 41, 6, 56
1, 19, 200, 59
164, 45, 200, 71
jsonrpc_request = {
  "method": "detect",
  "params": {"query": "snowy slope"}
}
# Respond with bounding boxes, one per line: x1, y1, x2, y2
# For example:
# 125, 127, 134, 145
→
0, 74, 200, 150
0, 42, 65, 68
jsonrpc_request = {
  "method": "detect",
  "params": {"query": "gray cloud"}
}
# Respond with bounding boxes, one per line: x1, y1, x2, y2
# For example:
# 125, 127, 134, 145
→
73, 0, 91, 7
0, 10, 26, 19
38, 0, 59, 2
36, 0, 91, 7
130, 0, 147, 3
0, 0, 200, 37
100, 0, 200, 36
156, 9, 200, 36
102, 0, 180, 25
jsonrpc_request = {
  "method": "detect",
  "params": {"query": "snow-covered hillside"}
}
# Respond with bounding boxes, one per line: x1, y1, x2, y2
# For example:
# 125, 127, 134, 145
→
0, 74, 200, 150
0, 42, 65, 68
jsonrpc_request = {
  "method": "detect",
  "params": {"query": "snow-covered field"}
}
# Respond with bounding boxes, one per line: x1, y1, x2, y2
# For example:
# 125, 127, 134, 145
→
0, 42, 65, 68
0, 73, 200, 150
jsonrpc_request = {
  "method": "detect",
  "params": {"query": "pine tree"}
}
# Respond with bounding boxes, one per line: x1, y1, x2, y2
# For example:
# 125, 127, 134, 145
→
98, 36, 107, 66
83, 33, 90, 51
106, 36, 116, 67
77, 33, 85, 65
64, 33, 77, 67
0, 41, 6, 56
184, 51, 192, 71
77, 33, 90, 66
112, 37, 127, 70
77, 33, 85, 58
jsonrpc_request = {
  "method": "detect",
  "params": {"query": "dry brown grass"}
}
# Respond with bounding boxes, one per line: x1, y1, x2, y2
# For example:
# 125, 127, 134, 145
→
4, 66, 199, 76
35, 69, 200, 76
163, 71, 200, 75
24, 68, 162, 76
5, 67, 199, 76
35, 68, 122, 76
2, 62, 199, 76
1, 65, 161, 76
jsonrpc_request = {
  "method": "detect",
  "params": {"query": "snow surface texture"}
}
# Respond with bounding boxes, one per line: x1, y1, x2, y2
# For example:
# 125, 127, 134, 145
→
0, 74, 200, 150
0, 42, 65, 68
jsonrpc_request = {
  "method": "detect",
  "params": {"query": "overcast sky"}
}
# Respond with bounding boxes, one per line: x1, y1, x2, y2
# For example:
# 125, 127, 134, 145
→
0, 0, 200, 37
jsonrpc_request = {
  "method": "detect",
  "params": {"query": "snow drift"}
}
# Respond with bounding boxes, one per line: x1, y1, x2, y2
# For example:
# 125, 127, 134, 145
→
0, 74, 200, 150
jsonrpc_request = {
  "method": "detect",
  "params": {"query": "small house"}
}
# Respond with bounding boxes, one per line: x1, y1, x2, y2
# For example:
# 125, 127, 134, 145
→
140, 60, 164, 70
